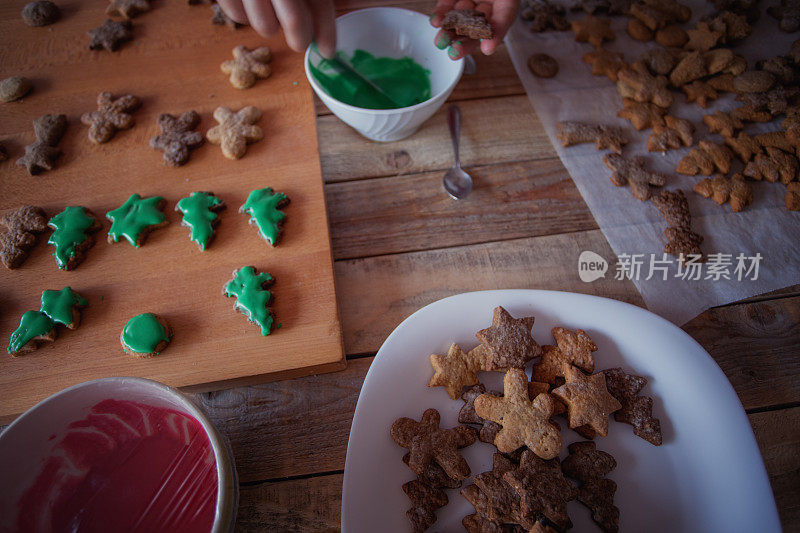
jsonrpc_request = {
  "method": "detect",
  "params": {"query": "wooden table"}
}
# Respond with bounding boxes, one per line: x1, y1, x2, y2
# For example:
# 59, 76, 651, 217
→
5, 0, 798, 530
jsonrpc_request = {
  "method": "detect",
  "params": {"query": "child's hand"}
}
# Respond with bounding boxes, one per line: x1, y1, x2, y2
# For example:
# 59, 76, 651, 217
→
430, 0, 520, 60
217, 0, 336, 57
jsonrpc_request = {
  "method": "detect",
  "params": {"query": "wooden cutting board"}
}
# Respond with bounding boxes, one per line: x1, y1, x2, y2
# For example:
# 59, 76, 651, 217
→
0, 0, 345, 422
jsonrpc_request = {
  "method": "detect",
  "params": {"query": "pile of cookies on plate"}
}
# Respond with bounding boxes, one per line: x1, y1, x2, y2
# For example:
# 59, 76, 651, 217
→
390, 306, 662, 532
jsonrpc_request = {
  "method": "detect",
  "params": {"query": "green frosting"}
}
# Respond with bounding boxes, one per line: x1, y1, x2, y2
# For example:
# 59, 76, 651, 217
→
309, 49, 431, 110
175, 192, 223, 251
224, 266, 274, 335
122, 313, 170, 354
106, 194, 166, 247
8, 311, 54, 354
40, 287, 88, 327
47, 206, 96, 269
240, 188, 288, 246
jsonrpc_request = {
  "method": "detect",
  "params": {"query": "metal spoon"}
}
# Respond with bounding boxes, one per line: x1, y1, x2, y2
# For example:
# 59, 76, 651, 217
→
442, 104, 473, 199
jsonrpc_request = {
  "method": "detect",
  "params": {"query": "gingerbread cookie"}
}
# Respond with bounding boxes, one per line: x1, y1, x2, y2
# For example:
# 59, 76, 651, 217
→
724, 131, 761, 163
561, 441, 620, 533
221, 46, 272, 89
106, 0, 150, 19
81, 92, 140, 143
224, 266, 276, 335
40, 287, 88, 329
502, 449, 577, 530
703, 110, 743, 138
677, 140, 733, 176
528, 53, 559, 78
533, 327, 597, 384
206, 106, 263, 159
571, 14, 615, 47
0, 76, 32, 102
617, 98, 666, 130
21, 1, 60, 26
106, 194, 167, 247
603, 153, 667, 201
474, 368, 561, 458
403, 479, 448, 533
429, 343, 485, 399
682, 80, 718, 108
441, 9, 493, 40
626, 18, 653, 41
655, 24, 688, 47
469, 452, 534, 528
684, 21, 723, 51
768, 0, 800, 32
88, 19, 133, 52
744, 148, 798, 184
476, 306, 540, 370
402, 453, 462, 490
0, 205, 47, 269
556, 121, 628, 153
47, 206, 101, 270
693, 173, 753, 212
635, 48, 680, 76
617, 65, 673, 108
175, 192, 225, 251
603, 367, 662, 445
390, 408, 477, 480
552, 364, 622, 437
17, 113, 68, 175
786, 182, 800, 211
521, 0, 569, 32
652, 189, 703, 259
669, 51, 707, 87
150, 111, 204, 166
121, 312, 172, 357
240, 187, 289, 246
647, 116, 694, 152
583, 48, 625, 81
8, 311, 56, 356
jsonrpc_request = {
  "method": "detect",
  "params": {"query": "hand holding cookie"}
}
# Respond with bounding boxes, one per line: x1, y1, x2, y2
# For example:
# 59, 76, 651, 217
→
430, 0, 520, 60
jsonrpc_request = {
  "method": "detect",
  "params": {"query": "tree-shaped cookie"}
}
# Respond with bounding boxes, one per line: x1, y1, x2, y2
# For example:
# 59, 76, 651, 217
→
240, 187, 289, 246
390, 408, 477, 481
40, 287, 88, 329
428, 342, 487, 399
693, 173, 753, 212
476, 306, 540, 370
603, 367, 662, 445
206, 106, 263, 159
552, 364, 622, 437
471, 452, 534, 527
221, 45, 272, 89
16, 114, 68, 175
106, 193, 167, 247
81, 92, 141, 143
8, 311, 56, 355
402, 479, 448, 533
150, 111, 204, 166
603, 153, 667, 201
533, 327, 597, 384
0, 205, 48, 269
561, 441, 620, 533
474, 368, 561, 459
175, 192, 225, 250
47, 206, 101, 270
503, 449, 578, 530
223, 266, 276, 335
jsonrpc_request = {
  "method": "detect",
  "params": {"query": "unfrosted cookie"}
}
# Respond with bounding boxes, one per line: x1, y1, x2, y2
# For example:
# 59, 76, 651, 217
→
81, 92, 140, 143
441, 9, 493, 40
21, 1, 60, 26
206, 106, 263, 159
221, 46, 272, 89
0, 76, 32, 102
0, 205, 48, 269
150, 111, 204, 166
528, 53, 559, 78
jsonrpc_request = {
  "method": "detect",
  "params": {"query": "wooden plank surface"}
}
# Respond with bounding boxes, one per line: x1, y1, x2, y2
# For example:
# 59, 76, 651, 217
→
0, 0, 344, 421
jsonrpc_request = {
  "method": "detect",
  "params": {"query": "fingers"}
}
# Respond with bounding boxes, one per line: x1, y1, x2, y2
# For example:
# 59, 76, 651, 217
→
309, 0, 336, 58
241, 0, 280, 36
480, 0, 520, 55
447, 38, 479, 61
271, 0, 314, 52
217, 0, 248, 24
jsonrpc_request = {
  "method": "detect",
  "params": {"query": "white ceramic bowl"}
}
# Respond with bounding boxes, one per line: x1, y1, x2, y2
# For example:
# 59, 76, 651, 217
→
305, 7, 464, 142
0, 377, 237, 533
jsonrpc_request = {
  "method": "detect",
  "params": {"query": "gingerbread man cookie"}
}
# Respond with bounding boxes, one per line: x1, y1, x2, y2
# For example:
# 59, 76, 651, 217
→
81, 92, 141, 144
206, 106, 263, 159
150, 111, 204, 166
221, 46, 272, 89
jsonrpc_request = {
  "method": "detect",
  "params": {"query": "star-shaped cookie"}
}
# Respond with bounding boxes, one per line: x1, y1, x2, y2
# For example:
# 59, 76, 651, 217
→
533, 327, 597, 384
88, 19, 133, 52
474, 368, 561, 458
429, 343, 486, 399
552, 364, 622, 437
106, 0, 150, 19
476, 306, 540, 370
16, 141, 60, 175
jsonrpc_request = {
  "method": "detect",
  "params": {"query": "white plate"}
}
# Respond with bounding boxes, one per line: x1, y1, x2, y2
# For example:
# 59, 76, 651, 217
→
341, 290, 779, 532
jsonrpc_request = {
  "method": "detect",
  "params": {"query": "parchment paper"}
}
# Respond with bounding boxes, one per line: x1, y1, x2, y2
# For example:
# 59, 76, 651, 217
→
504, 3, 800, 325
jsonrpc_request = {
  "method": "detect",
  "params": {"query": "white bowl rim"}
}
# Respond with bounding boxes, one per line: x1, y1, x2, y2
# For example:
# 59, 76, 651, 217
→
0, 376, 236, 533
303, 6, 464, 115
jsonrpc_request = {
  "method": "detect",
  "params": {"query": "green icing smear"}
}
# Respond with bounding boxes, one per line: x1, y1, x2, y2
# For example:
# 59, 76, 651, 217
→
40, 287, 88, 327
224, 266, 274, 336
106, 193, 166, 247
122, 313, 170, 354
309, 49, 431, 110
241, 187, 288, 246
47, 206, 96, 269
176, 192, 223, 251
8, 311, 54, 354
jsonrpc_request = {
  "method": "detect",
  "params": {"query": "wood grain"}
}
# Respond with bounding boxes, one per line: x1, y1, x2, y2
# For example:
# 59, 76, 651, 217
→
683, 296, 800, 411
0, 0, 344, 421
326, 157, 597, 260
317, 95, 556, 183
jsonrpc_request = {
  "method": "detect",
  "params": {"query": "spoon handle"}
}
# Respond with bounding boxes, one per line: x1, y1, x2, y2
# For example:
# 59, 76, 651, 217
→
448, 104, 461, 167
